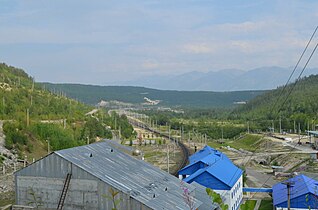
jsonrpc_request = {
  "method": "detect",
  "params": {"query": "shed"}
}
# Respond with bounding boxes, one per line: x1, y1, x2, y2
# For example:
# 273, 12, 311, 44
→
15, 141, 215, 210
273, 174, 318, 210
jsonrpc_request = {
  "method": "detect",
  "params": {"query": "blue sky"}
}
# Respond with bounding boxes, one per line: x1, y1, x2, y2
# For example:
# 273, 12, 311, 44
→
0, 0, 318, 84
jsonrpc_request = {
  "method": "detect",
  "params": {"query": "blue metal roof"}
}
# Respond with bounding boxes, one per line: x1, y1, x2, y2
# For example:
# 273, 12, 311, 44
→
243, 187, 272, 193
183, 159, 243, 189
180, 146, 243, 189
179, 153, 231, 176
273, 174, 318, 208
189, 145, 230, 163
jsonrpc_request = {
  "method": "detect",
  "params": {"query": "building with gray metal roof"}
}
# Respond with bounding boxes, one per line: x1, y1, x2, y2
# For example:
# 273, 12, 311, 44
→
15, 141, 217, 210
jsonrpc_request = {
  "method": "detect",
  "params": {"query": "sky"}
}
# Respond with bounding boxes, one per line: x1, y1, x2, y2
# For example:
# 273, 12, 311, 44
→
0, 0, 318, 85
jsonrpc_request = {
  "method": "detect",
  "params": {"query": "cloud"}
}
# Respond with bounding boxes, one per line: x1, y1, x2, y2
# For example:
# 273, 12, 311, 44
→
182, 43, 214, 54
141, 60, 159, 69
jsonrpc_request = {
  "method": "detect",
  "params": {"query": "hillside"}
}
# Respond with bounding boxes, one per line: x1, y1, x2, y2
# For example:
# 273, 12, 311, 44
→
41, 83, 264, 108
232, 74, 318, 122
0, 63, 134, 161
0, 63, 89, 121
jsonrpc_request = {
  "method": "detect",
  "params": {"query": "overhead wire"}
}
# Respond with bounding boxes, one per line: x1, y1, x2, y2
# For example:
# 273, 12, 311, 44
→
249, 26, 318, 201
271, 26, 318, 113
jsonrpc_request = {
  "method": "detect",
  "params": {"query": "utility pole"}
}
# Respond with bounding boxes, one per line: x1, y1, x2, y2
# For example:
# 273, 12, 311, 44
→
294, 120, 296, 134
247, 121, 250, 134
298, 122, 301, 143
2, 96, 4, 116
26, 108, 30, 127
114, 116, 117, 130
272, 120, 275, 133
279, 116, 282, 134
221, 126, 224, 141
46, 139, 50, 154
282, 181, 294, 210
167, 144, 170, 174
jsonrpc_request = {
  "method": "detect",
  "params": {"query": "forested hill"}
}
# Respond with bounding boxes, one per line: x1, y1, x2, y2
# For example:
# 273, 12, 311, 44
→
42, 83, 264, 108
232, 74, 318, 121
0, 63, 89, 121
0, 63, 135, 160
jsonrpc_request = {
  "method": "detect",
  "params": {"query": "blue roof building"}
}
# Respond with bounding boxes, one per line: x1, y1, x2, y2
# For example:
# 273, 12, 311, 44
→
179, 146, 243, 210
273, 174, 318, 210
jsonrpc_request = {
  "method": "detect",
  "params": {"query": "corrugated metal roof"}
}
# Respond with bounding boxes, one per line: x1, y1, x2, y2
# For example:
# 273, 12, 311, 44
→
273, 174, 318, 207
180, 146, 243, 188
183, 159, 243, 188
54, 141, 205, 210
308, 130, 318, 136
190, 146, 230, 163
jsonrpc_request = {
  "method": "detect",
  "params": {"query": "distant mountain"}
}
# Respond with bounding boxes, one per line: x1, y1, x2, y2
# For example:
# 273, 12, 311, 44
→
122, 67, 318, 91
41, 83, 265, 108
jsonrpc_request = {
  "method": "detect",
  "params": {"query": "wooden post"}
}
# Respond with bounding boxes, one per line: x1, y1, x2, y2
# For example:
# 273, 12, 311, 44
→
26, 108, 30, 127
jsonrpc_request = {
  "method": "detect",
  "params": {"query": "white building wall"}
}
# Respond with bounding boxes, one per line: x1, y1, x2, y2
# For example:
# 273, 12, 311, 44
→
215, 175, 243, 210
276, 208, 313, 210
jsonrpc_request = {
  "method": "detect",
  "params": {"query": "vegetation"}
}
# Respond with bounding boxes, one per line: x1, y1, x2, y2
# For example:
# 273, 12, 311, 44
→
102, 188, 122, 210
227, 134, 263, 151
232, 75, 318, 131
42, 83, 264, 108
258, 199, 273, 210
206, 188, 228, 210
0, 63, 133, 159
104, 112, 136, 139
240, 200, 257, 210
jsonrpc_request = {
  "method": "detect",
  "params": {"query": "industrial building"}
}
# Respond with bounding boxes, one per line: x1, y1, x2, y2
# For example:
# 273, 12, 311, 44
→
178, 146, 243, 210
273, 174, 318, 210
15, 141, 217, 210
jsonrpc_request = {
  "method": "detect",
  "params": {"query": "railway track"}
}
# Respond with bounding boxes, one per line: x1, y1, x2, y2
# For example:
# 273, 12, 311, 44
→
129, 119, 190, 176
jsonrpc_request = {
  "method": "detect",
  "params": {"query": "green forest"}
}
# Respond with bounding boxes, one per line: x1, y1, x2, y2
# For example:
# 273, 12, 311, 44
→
0, 63, 135, 160
42, 83, 264, 108
232, 75, 318, 130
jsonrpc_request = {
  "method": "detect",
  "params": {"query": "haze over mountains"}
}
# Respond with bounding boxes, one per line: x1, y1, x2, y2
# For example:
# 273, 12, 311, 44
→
121, 66, 318, 91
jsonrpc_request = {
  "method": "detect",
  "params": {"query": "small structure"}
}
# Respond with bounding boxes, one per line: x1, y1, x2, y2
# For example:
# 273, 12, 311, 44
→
15, 142, 216, 210
178, 146, 243, 210
310, 152, 318, 160
273, 174, 318, 210
308, 131, 318, 149
272, 166, 285, 175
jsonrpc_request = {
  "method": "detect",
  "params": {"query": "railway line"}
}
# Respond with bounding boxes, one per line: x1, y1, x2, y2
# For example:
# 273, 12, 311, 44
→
128, 119, 190, 176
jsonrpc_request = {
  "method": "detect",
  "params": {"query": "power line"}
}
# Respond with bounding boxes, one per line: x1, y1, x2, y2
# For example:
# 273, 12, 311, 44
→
277, 40, 318, 115
271, 26, 318, 113
249, 26, 318, 200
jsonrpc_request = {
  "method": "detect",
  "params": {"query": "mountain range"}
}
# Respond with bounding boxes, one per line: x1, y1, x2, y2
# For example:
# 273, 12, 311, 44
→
121, 66, 318, 91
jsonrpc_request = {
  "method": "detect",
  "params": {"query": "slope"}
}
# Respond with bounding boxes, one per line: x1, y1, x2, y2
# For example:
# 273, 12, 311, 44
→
232, 74, 318, 121
42, 83, 264, 108
0, 63, 131, 162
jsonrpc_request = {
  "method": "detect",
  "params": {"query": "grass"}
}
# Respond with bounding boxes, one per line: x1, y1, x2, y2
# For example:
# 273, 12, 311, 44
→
0, 192, 14, 207
207, 140, 225, 149
228, 134, 263, 151
242, 200, 257, 209
259, 199, 273, 210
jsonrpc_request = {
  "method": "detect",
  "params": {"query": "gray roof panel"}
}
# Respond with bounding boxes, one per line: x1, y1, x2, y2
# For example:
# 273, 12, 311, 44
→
55, 141, 206, 210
